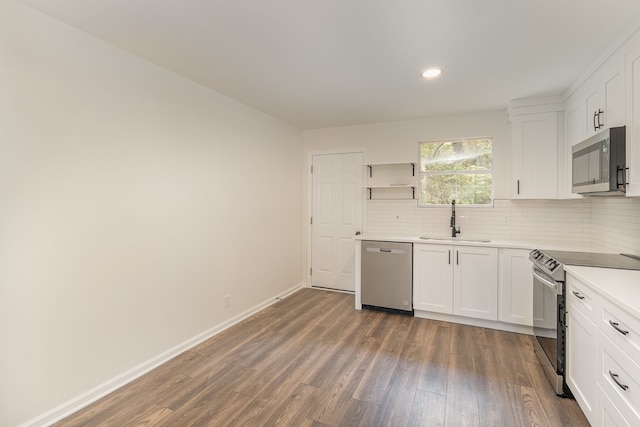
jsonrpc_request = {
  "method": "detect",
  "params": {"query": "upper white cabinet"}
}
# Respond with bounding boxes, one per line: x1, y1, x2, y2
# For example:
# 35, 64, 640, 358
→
585, 57, 626, 138
508, 98, 563, 199
565, 92, 587, 148
565, 56, 624, 144
562, 94, 587, 198
564, 29, 640, 197
626, 40, 640, 196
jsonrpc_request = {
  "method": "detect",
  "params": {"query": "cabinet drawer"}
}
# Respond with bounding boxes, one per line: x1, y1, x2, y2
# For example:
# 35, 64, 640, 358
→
567, 274, 599, 319
598, 384, 639, 427
601, 299, 640, 364
598, 332, 640, 423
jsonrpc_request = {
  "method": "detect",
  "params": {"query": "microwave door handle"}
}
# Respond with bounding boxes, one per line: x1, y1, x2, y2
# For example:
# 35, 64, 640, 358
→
617, 166, 626, 190
626, 167, 630, 186
532, 268, 559, 292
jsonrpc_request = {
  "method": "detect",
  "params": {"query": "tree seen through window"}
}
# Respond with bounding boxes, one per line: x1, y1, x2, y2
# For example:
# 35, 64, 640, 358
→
419, 138, 493, 205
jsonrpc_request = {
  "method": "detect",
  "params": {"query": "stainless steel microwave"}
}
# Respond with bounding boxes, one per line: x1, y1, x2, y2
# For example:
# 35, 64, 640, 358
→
571, 126, 626, 196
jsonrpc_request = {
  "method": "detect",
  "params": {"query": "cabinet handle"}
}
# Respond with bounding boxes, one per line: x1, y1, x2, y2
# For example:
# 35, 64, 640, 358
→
517, 179, 520, 195
456, 250, 459, 265
448, 250, 451, 265
609, 371, 629, 391
593, 111, 598, 132
609, 320, 630, 336
572, 291, 585, 300
597, 109, 604, 129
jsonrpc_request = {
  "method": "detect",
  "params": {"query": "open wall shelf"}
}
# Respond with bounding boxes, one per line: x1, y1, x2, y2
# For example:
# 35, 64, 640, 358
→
365, 163, 418, 200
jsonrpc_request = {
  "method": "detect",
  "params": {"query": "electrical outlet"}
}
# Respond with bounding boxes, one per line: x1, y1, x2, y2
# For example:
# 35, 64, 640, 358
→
224, 294, 230, 308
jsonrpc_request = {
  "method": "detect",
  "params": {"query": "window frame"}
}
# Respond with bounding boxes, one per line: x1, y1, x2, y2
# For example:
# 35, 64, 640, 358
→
417, 137, 495, 207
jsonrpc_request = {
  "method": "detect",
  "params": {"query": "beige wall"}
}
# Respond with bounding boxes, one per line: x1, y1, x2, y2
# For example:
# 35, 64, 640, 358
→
0, 2, 302, 425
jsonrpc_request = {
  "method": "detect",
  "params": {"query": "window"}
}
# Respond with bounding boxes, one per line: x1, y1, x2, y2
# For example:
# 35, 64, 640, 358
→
418, 137, 493, 206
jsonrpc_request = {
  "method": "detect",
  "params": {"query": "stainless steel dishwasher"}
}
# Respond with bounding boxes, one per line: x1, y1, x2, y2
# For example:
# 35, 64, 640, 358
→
361, 240, 413, 315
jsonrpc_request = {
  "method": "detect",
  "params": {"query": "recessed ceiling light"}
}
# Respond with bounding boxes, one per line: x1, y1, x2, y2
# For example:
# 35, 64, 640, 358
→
421, 67, 443, 79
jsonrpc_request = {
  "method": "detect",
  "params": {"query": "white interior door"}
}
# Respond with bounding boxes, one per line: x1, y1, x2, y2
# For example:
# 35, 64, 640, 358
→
311, 152, 363, 291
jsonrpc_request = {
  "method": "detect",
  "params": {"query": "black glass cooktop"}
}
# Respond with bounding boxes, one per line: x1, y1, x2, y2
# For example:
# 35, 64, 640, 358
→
543, 250, 640, 270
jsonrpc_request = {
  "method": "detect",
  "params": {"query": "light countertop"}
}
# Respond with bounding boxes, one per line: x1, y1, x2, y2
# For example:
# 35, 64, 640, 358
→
354, 234, 600, 252
565, 265, 640, 319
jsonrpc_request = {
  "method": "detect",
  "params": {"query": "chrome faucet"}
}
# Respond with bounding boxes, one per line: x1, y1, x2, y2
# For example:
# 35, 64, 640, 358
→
450, 200, 460, 237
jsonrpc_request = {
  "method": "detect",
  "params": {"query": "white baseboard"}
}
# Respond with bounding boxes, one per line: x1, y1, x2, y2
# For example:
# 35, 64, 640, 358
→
413, 310, 534, 335
22, 283, 304, 427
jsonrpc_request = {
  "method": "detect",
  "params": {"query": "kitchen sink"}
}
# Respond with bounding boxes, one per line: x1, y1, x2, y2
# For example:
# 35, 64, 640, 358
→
419, 236, 491, 243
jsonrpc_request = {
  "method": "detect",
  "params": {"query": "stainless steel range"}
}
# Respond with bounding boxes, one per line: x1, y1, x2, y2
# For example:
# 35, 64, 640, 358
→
529, 249, 640, 397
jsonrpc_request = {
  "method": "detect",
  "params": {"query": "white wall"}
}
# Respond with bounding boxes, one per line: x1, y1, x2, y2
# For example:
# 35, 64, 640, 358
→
302, 112, 640, 261
302, 110, 511, 278
303, 112, 511, 192
591, 198, 640, 256
0, 1, 302, 425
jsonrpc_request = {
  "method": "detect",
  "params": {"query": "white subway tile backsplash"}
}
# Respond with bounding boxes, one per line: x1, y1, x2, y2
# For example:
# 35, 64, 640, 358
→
365, 197, 640, 254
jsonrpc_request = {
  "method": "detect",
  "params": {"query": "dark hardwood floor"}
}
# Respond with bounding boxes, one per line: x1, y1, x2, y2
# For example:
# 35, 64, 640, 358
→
55, 288, 589, 426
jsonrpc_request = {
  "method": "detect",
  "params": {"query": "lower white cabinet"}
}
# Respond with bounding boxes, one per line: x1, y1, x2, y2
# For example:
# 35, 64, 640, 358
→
565, 270, 640, 426
598, 384, 635, 427
498, 249, 533, 326
598, 332, 640, 426
413, 244, 498, 321
453, 246, 498, 320
567, 300, 598, 424
413, 244, 453, 314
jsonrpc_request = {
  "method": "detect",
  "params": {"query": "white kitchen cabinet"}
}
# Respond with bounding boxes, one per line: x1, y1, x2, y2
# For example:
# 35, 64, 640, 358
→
597, 296, 640, 426
567, 301, 598, 425
508, 98, 563, 199
598, 332, 640, 427
564, 267, 640, 425
565, 92, 588, 148
566, 274, 599, 425
626, 42, 640, 196
453, 246, 498, 321
511, 112, 558, 199
584, 56, 626, 138
498, 249, 533, 326
565, 272, 615, 425
413, 244, 453, 314
598, 384, 637, 427
562, 93, 587, 199
566, 57, 625, 143
413, 243, 498, 321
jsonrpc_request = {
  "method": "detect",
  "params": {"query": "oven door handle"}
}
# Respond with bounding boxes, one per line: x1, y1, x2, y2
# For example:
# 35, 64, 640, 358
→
532, 267, 560, 293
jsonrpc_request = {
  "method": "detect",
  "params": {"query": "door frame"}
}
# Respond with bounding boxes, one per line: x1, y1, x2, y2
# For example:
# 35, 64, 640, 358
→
306, 148, 366, 289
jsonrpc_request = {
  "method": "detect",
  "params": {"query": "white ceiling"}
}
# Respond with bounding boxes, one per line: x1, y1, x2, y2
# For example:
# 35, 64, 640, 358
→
20, 0, 640, 130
